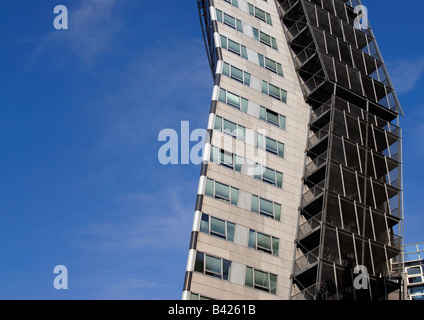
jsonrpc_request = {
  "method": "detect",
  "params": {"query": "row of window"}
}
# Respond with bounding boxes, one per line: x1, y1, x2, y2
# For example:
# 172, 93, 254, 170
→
222, 62, 288, 103
220, 34, 284, 77
199, 213, 280, 257
218, 88, 287, 130
215, 8, 278, 50
194, 251, 278, 294
205, 178, 282, 221
214, 115, 285, 158
210, 145, 284, 189
223, 0, 273, 26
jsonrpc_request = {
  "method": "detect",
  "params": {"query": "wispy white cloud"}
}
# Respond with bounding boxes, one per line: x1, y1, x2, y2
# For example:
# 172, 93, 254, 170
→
388, 58, 424, 94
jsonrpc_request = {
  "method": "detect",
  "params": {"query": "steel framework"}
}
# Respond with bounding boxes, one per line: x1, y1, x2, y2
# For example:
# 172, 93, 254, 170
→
276, 0, 405, 300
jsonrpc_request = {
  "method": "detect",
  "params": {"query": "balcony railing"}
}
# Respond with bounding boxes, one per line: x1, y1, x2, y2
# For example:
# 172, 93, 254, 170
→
298, 213, 322, 239
291, 283, 317, 300
294, 246, 320, 275
301, 180, 325, 207
304, 151, 327, 177
308, 123, 330, 148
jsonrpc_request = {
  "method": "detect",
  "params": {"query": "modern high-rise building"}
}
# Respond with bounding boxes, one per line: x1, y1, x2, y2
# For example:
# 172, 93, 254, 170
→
397, 243, 424, 300
183, 0, 404, 300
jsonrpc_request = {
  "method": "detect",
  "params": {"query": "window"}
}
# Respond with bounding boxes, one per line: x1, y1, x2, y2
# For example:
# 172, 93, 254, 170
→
262, 81, 288, 103
194, 252, 232, 281
224, 0, 238, 8
251, 195, 281, 221
249, 230, 280, 256
247, 3, 272, 25
214, 115, 245, 141
252, 164, 283, 188
253, 28, 278, 50
258, 135, 285, 158
210, 146, 243, 173
200, 213, 235, 242
245, 267, 277, 294
407, 267, 422, 275
190, 293, 214, 300
205, 178, 239, 206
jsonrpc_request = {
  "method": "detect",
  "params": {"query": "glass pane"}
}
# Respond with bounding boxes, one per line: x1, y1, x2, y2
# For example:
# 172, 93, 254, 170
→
231, 187, 239, 206
254, 269, 269, 288
266, 13, 272, 25
223, 260, 231, 280
261, 81, 268, 94
234, 155, 243, 172
210, 146, 219, 163
251, 195, 259, 213
220, 35, 227, 49
271, 37, 278, 50
236, 20, 243, 32
274, 203, 281, 221
224, 14, 235, 28
211, 217, 226, 238
257, 133, 264, 149
272, 237, 280, 256
227, 222, 235, 242
267, 109, 279, 125
263, 167, 276, 184
227, 91, 240, 108
260, 32, 271, 45
190, 293, 198, 300
228, 39, 240, 54
200, 213, 209, 234
245, 267, 253, 287
218, 89, 226, 103
221, 150, 233, 167
258, 53, 264, 67
255, 8, 266, 21
244, 72, 251, 86
216, 9, 223, 22
265, 58, 276, 71
276, 172, 283, 188
266, 137, 277, 153
248, 4, 254, 15
277, 63, 284, 77
254, 164, 262, 181
206, 255, 221, 276
194, 252, 204, 273
231, 66, 243, 82
224, 119, 237, 135
232, 0, 238, 8
278, 142, 285, 158
260, 198, 273, 216
259, 106, 266, 121
269, 84, 281, 99
257, 232, 271, 251
214, 115, 222, 131
241, 98, 248, 113
215, 182, 229, 200
253, 27, 259, 41
281, 89, 287, 103
279, 115, 286, 130
248, 230, 256, 249
222, 62, 230, 76
205, 178, 214, 197
241, 45, 248, 59
270, 274, 278, 294
408, 267, 421, 275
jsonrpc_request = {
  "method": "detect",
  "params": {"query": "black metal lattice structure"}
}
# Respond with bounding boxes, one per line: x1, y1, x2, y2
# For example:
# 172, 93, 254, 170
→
276, 0, 404, 300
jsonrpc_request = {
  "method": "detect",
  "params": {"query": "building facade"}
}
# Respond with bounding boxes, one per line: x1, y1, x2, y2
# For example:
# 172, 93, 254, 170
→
183, 0, 404, 300
401, 243, 424, 300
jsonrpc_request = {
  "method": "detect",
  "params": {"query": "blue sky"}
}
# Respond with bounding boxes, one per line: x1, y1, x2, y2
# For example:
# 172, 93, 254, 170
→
0, 0, 422, 299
